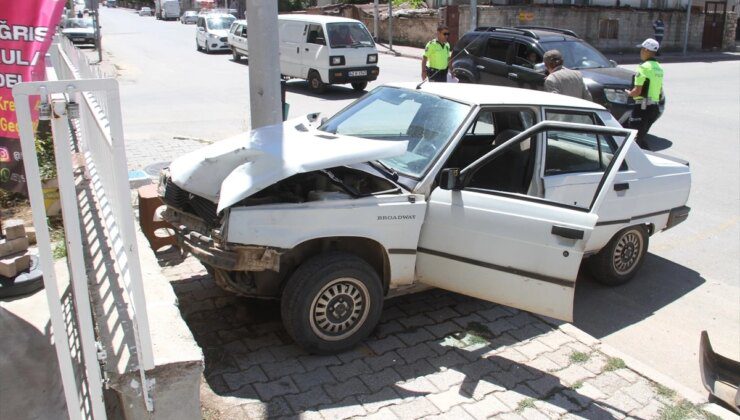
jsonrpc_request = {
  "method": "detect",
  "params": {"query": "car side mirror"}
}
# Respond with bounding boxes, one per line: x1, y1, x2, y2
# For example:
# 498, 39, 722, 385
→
439, 168, 462, 191
610, 59, 618, 67
534, 63, 546, 74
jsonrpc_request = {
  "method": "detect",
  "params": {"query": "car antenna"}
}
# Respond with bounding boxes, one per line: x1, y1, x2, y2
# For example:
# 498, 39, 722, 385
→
416, 77, 428, 90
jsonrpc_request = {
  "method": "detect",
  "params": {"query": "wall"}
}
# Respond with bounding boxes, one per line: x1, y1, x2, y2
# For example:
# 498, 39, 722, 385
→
723, 11, 738, 50
459, 5, 705, 52
359, 15, 441, 48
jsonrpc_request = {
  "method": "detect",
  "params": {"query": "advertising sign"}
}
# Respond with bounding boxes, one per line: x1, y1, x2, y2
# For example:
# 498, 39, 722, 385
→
0, 0, 66, 194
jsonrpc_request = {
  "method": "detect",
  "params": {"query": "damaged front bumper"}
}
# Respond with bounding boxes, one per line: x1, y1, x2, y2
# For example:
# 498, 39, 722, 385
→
162, 207, 281, 272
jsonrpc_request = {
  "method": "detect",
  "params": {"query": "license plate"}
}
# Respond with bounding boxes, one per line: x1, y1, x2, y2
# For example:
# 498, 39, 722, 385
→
348, 70, 367, 77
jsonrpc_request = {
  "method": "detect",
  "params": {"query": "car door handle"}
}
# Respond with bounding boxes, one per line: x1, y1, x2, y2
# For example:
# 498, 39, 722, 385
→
296, 47, 299, 53
551, 225, 585, 240
614, 182, 630, 191
305, 48, 310, 51
507, 73, 519, 79
476, 65, 485, 70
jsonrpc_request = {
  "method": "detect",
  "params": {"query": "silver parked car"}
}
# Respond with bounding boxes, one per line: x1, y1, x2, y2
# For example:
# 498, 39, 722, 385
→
139, 7, 152, 16
180, 10, 198, 24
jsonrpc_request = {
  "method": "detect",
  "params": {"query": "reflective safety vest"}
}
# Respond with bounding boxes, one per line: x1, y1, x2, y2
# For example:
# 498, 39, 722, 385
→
635, 59, 664, 103
424, 39, 450, 70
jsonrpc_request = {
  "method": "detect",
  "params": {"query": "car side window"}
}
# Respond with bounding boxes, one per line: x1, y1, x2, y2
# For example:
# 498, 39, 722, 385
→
484, 38, 509, 62
544, 111, 624, 174
241, 25, 248, 38
197, 17, 204, 28
513, 42, 542, 69
306, 24, 325, 45
468, 112, 495, 136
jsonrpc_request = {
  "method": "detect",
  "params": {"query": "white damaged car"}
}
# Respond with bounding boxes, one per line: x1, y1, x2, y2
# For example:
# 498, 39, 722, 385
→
159, 83, 691, 354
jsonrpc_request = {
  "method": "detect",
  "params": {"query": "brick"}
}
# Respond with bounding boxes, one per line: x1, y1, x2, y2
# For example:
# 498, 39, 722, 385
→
373, 320, 404, 338
540, 392, 580, 415
297, 354, 341, 372
526, 375, 564, 397
631, 399, 665, 419
427, 405, 476, 420
514, 339, 553, 360
399, 314, 435, 329
359, 367, 403, 392
362, 406, 399, 420
451, 313, 487, 329
364, 351, 403, 372
366, 335, 405, 355
269, 344, 308, 361
556, 364, 596, 387
621, 378, 655, 405
324, 377, 369, 400
253, 377, 299, 401
424, 321, 461, 339
452, 299, 491, 315
2, 219, 26, 240
483, 318, 517, 336
379, 305, 406, 323
337, 344, 373, 363
397, 342, 437, 364
528, 354, 563, 373
222, 365, 268, 391
395, 358, 436, 380
496, 385, 535, 411
603, 390, 642, 414
510, 323, 547, 342
0, 252, 30, 277
0, 237, 29, 259
428, 349, 468, 369
396, 376, 438, 394
426, 307, 460, 323
291, 367, 335, 392
467, 379, 506, 400
506, 312, 539, 328
519, 407, 551, 420
538, 330, 575, 349
396, 328, 434, 346
390, 397, 440, 419
462, 394, 509, 418
25, 226, 36, 245
262, 358, 305, 381
240, 397, 293, 418
427, 385, 475, 412
284, 386, 332, 413
233, 348, 276, 369
587, 372, 630, 395
426, 368, 467, 391
329, 359, 371, 382
242, 333, 283, 351
357, 387, 403, 413
317, 396, 367, 420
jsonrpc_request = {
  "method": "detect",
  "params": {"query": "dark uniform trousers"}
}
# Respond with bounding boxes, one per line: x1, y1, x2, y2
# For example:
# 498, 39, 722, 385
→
427, 67, 448, 82
628, 104, 660, 150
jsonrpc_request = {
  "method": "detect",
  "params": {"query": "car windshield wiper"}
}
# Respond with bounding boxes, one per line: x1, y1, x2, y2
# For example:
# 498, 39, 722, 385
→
370, 160, 399, 181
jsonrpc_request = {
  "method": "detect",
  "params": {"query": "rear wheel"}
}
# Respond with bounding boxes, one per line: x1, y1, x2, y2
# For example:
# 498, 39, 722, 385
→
588, 225, 649, 286
232, 48, 240, 61
307, 70, 326, 94
351, 82, 368, 91
280, 252, 383, 354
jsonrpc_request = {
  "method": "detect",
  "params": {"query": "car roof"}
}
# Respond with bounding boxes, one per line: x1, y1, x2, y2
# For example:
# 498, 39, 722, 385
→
202, 13, 233, 18
470, 27, 581, 43
385, 82, 606, 111
278, 14, 360, 24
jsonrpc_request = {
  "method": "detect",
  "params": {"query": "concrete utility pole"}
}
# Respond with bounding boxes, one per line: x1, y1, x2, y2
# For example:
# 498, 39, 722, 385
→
245, 0, 282, 129
373, 0, 378, 40
683, 0, 692, 55
470, 0, 477, 31
388, 0, 393, 51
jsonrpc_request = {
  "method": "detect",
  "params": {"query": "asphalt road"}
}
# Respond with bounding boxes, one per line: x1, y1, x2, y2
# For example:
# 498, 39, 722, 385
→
96, 7, 739, 396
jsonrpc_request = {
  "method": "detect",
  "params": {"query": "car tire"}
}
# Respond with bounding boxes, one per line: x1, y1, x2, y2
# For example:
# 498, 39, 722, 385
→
588, 225, 649, 286
196, 40, 201, 51
232, 49, 240, 61
351, 82, 368, 91
307, 70, 326, 94
205, 42, 211, 54
280, 252, 383, 354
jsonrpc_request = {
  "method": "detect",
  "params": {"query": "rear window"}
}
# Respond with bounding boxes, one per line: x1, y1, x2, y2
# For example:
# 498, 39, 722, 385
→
453, 33, 485, 56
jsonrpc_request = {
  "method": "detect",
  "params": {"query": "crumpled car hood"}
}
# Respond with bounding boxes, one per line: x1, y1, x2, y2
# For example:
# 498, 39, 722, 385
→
169, 118, 408, 213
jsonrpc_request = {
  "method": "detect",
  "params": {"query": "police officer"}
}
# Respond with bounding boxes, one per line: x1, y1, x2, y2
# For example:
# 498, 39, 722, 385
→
627, 38, 664, 150
421, 25, 451, 82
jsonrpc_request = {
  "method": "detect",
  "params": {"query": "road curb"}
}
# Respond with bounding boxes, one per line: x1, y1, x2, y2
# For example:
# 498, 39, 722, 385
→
549, 320, 737, 418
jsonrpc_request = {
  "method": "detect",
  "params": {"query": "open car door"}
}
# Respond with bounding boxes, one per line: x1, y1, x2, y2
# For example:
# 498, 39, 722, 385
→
416, 121, 636, 321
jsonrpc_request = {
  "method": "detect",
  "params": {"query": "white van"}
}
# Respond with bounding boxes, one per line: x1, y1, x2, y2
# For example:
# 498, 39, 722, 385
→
231, 15, 379, 93
196, 13, 236, 53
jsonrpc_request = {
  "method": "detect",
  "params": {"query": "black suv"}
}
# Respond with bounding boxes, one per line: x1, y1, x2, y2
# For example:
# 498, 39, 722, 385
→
451, 26, 663, 125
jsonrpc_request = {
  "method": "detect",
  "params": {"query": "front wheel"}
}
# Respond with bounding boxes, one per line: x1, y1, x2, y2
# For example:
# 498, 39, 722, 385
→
232, 49, 240, 61
280, 252, 383, 354
307, 70, 327, 94
351, 81, 368, 91
588, 225, 649, 286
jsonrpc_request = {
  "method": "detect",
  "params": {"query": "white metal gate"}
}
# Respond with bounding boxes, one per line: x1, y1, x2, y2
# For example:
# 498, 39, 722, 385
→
12, 37, 155, 419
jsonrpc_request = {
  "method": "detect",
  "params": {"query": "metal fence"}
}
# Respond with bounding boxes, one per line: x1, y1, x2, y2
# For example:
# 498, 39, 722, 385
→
13, 36, 155, 419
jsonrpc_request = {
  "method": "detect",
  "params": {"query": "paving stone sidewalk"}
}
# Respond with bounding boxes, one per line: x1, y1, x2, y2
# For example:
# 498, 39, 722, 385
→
157, 252, 722, 420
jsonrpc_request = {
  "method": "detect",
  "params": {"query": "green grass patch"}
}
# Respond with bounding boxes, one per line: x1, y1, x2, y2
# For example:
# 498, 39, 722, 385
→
52, 239, 67, 260
516, 398, 536, 413
569, 351, 590, 364
658, 399, 720, 420
604, 357, 626, 371
655, 383, 677, 399
570, 380, 584, 390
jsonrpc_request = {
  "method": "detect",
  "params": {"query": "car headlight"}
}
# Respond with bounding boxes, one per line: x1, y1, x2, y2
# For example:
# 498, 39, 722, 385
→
329, 55, 345, 66
367, 54, 378, 64
208, 33, 218, 39
604, 88, 629, 104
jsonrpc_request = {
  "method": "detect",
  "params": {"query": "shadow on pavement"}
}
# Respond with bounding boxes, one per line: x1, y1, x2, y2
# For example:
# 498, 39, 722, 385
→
166, 263, 634, 418
284, 80, 367, 100
645, 134, 673, 152
574, 253, 705, 339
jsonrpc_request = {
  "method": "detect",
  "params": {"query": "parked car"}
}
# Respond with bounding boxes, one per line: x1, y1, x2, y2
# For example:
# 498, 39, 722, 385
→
138, 7, 153, 16
61, 18, 95, 45
451, 26, 665, 125
195, 12, 235, 53
159, 83, 690, 354
181, 10, 198, 24
228, 20, 247, 61
266, 15, 379, 93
